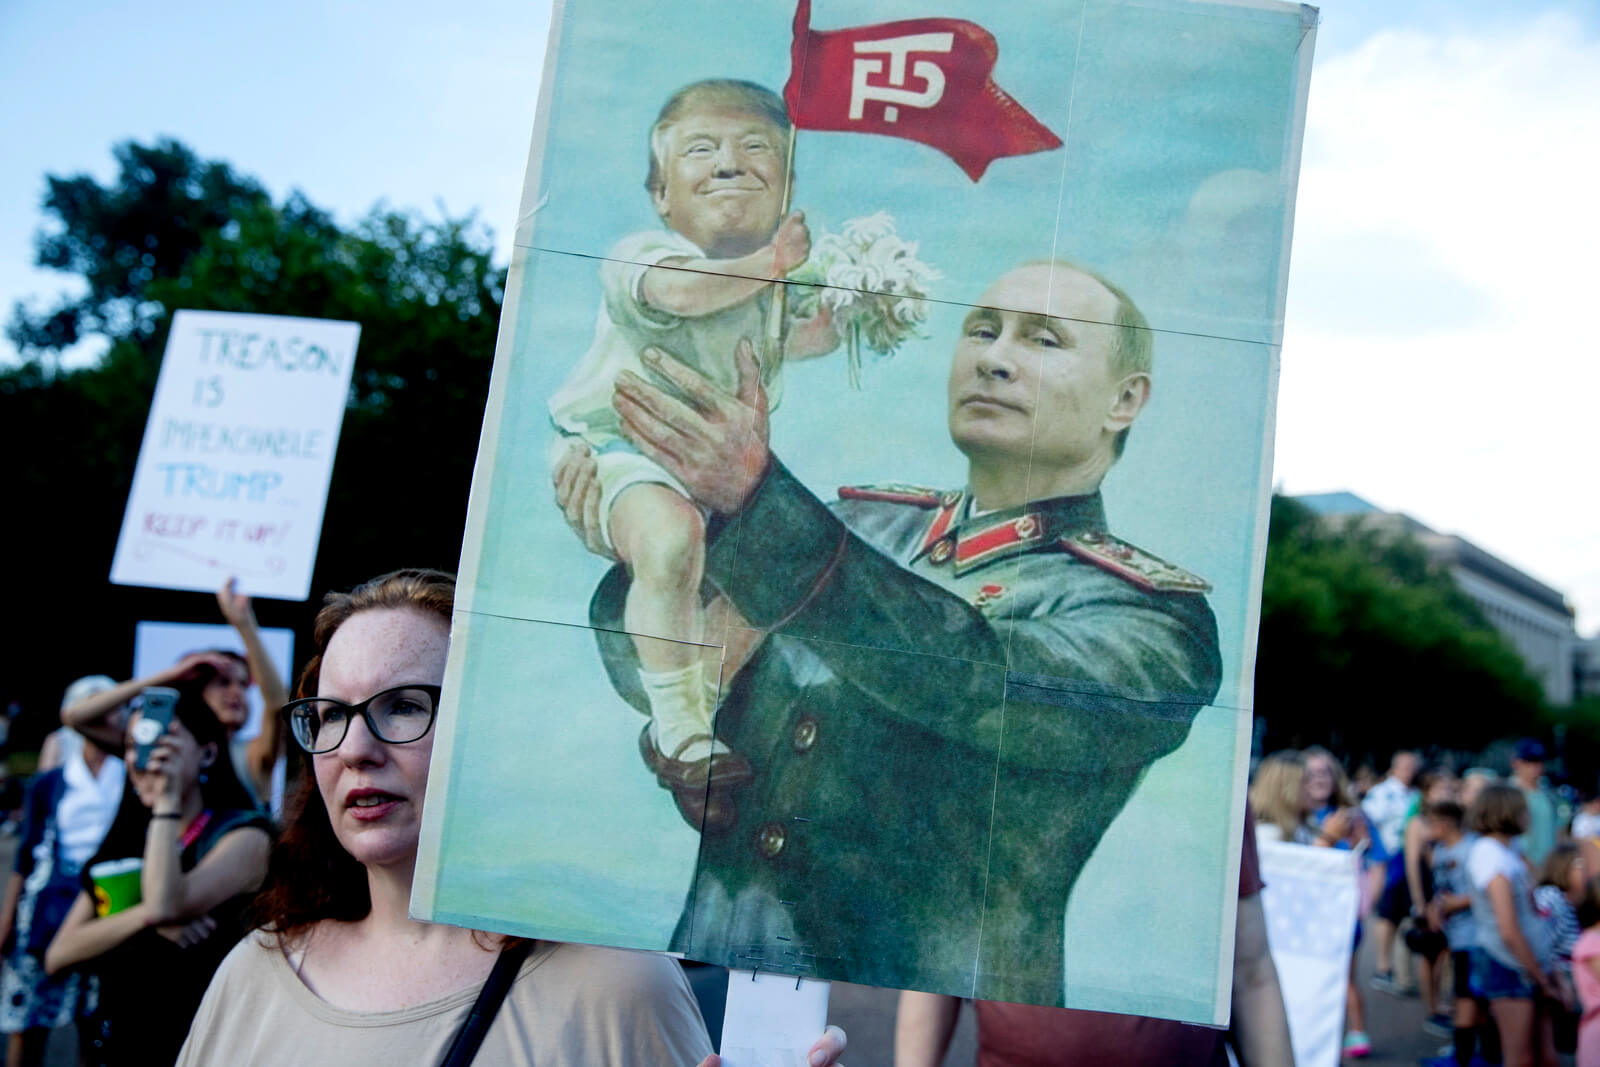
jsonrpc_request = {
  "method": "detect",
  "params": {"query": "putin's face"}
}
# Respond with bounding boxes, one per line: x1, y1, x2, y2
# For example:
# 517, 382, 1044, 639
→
948, 264, 1144, 483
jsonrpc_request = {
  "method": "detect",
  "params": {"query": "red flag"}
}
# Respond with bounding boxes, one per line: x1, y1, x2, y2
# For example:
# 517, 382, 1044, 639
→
783, 0, 1062, 181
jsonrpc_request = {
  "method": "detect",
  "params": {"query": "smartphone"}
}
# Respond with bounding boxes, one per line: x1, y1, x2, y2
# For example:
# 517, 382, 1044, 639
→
132, 686, 179, 769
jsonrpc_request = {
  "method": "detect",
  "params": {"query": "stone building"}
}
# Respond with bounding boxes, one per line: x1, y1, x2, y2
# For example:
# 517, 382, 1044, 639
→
1296, 491, 1580, 705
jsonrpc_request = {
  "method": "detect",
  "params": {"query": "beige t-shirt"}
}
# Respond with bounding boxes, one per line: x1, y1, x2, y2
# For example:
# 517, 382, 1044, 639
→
176, 933, 712, 1066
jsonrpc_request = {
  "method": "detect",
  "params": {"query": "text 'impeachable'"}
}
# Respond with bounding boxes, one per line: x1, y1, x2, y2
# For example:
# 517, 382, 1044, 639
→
160, 419, 325, 459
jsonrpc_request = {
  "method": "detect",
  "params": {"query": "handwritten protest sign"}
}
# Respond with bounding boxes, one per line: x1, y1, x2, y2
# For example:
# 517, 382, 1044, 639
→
110, 311, 359, 601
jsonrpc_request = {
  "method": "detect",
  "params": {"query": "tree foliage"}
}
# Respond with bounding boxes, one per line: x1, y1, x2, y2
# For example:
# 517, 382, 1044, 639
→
8, 139, 271, 363
1254, 495, 1547, 762
1, 140, 503, 742
0, 138, 1562, 767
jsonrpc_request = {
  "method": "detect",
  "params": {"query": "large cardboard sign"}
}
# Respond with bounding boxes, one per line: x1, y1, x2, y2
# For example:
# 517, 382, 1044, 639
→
110, 310, 360, 601
415, 0, 1316, 1022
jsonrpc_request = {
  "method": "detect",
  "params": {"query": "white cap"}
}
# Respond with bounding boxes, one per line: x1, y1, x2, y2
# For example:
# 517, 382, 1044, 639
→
60, 674, 117, 712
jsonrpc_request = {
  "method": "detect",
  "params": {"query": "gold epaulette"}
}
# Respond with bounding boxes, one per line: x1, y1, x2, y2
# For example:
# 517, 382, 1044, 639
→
837, 483, 949, 508
1060, 531, 1212, 594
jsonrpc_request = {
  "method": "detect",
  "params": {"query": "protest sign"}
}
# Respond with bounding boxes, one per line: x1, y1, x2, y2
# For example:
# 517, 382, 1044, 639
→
415, 0, 1316, 1022
133, 619, 294, 814
1259, 841, 1362, 1067
132, 621, 293, 743
109, 310, 359, 601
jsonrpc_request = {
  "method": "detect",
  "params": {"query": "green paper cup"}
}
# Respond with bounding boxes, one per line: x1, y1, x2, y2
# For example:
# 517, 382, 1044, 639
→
89, 858, 143, 917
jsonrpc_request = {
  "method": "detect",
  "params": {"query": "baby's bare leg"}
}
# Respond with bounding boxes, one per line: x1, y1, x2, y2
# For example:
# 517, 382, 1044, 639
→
610, 484, 720, 761
610, 483, 704, 654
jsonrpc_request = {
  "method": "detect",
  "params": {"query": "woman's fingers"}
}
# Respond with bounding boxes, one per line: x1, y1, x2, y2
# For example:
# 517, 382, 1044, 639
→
807, 1024, 847, 1066
693, 1024, 845, 1067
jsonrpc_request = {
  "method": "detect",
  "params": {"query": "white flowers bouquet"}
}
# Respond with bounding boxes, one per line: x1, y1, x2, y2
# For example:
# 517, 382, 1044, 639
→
788, 212, 942, 388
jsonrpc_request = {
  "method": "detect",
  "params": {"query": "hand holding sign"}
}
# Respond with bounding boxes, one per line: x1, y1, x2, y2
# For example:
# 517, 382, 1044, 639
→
215, 576, 257, 631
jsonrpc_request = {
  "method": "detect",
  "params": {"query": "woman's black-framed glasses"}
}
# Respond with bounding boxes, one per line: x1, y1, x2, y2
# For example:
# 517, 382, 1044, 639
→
283, 684, 441, 754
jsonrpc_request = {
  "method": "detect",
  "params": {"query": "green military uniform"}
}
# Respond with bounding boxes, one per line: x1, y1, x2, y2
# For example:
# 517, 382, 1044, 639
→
592, 460, 1221, 1006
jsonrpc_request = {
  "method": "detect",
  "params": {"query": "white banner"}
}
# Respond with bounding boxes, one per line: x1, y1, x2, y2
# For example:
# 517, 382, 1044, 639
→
110, 310, 359, 601
1258, 841, 1361, 1067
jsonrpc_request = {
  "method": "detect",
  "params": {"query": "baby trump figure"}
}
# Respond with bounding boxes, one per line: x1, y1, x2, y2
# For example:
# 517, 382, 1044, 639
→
547, 79, 839, 828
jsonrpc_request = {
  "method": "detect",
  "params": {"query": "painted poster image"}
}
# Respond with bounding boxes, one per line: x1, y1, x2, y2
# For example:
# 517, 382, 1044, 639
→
415, 0, 1316, 1023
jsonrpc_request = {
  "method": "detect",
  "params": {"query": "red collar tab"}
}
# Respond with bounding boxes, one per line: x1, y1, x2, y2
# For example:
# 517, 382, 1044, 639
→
952, 512, 1045, 574
915, 490, 966, 560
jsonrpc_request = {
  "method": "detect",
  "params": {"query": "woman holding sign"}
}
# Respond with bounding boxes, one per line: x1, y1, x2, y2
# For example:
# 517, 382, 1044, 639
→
176, 569, 844, 1066
43, 680, 272, 1067
60, 578, 288, 809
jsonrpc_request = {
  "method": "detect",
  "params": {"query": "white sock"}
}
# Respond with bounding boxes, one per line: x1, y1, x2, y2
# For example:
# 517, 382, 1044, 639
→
639, 663, 725, 761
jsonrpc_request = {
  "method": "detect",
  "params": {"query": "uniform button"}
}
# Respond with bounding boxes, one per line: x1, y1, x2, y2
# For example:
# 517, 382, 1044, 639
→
792, 717, 819, 753
930, 539, 953, 564
756, 823, 787, 859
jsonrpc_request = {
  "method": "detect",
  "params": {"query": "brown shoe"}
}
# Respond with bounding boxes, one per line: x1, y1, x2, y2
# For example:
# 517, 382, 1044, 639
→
638, 726, 753, 832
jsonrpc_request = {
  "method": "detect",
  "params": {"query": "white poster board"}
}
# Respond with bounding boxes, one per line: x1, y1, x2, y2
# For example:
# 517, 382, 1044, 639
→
1258, 841, 1361, 1067
134, 620, 295, 815
110, 310, 360, 601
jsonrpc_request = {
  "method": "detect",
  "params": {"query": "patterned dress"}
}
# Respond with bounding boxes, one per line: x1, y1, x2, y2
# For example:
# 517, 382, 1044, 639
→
1, 770, 95, 1032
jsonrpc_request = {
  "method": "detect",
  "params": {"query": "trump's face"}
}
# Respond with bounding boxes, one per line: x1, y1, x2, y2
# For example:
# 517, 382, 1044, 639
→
652, 107, 787, 258
948, 264, 1144, 486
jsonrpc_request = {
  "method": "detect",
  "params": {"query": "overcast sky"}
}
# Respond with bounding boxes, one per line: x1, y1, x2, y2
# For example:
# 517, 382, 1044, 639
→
2, 0, 1596, 634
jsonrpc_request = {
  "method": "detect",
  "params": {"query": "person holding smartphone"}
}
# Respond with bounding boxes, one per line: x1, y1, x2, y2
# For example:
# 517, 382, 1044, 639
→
43, 679, 273, 1067
59, 577, 288, 809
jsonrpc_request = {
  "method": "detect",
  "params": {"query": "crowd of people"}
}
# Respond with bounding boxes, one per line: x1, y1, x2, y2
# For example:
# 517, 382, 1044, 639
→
0, 572, 847, 1067
4, 566, 1595, 1067
1250, 742, 1600, 1067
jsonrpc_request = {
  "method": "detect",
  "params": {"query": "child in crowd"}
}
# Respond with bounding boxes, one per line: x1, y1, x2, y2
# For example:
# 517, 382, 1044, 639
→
1424, 798, 1500, 1067
1467, 783, 1559, 1067
1406, 774, 1458, 1034
547, 79, 838, 818
1536, 843, 1585, 1052
1571, 875, 1600, 1067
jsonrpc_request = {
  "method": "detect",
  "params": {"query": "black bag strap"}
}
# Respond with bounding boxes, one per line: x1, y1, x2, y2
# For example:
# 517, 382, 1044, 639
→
438, 939, 535, 1067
